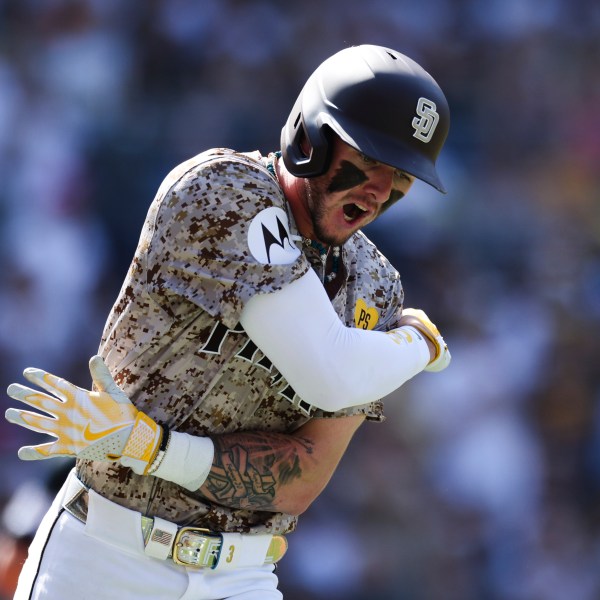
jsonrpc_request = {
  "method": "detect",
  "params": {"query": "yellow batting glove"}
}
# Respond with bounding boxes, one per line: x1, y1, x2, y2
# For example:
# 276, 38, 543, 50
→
5, 356, 163, 475
401, 308, 451, 372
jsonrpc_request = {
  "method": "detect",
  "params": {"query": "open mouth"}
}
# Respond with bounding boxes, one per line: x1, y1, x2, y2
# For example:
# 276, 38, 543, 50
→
342, 202, 369, 223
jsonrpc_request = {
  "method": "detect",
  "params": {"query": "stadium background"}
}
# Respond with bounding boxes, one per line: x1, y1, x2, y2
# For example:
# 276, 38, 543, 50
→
0, 1, 599, 598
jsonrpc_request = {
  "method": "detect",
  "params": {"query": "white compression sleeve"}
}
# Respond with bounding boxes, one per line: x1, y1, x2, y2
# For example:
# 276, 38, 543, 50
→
239, 268, 430, 412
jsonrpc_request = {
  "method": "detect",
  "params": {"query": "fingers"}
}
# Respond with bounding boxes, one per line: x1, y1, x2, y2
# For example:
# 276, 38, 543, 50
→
402, 308, 440, 336
21, 368, 73, 402
6, 409, 71, 460
402, 308, 426, 319
425, 345, 451, 372
18, 443, 60, 461
402, 307, 451, 373
7, 383, 61, 416
89, 355, 117, 393
89, 355, 132, 405
5, 407, 60, 436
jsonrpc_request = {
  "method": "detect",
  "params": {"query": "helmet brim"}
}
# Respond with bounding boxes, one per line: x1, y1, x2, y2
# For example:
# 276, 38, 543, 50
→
325, 114, 447, 194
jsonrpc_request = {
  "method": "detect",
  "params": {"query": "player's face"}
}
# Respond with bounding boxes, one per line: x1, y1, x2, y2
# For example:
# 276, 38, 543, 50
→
304, 139, 415, 246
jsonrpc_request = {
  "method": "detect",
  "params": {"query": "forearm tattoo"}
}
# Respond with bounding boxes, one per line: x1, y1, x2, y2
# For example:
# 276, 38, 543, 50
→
203, 433, 313, 510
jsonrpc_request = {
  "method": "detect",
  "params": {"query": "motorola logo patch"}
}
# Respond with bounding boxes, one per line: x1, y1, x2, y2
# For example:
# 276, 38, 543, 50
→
247, 207, 301, 265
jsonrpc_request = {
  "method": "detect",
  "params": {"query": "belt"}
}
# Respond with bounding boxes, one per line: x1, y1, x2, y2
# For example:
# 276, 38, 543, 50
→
62, 475, 287, 570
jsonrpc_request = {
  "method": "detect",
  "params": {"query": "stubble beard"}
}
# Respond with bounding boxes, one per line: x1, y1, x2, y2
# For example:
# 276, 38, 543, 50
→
304, 178, 351, 247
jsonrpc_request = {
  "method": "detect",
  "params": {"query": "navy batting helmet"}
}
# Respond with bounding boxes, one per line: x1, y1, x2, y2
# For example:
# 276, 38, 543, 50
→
280, 45, 450, 193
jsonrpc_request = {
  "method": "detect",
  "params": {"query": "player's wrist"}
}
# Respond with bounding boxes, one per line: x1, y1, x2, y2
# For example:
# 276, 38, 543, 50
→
150, 430, 215, 491
393, 325, 433, 365
422, 335, 437, 363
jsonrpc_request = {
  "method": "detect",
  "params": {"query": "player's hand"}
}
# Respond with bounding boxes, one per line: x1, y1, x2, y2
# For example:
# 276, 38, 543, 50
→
5, 356, 163, 474
400, 308, 451, 372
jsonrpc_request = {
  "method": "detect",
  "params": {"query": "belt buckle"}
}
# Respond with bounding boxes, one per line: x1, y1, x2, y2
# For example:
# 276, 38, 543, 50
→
172, 527, 221, 569
265, 535, 288, 564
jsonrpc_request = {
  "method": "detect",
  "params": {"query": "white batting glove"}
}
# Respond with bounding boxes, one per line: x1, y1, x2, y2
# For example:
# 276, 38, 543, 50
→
5, 356, 163, 475
400, 308, 451, 372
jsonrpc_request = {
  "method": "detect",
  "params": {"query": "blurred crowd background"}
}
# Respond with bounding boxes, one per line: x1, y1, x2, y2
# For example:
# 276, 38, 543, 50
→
0, 0, 599, 598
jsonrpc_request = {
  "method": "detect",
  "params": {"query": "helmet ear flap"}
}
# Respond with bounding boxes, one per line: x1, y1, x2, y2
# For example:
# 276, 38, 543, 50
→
281, 114, 334, 178
285, 113, 310, 164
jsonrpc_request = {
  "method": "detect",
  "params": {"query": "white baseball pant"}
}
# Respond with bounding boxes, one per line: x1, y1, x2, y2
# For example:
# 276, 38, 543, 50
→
14, 475, 283, 600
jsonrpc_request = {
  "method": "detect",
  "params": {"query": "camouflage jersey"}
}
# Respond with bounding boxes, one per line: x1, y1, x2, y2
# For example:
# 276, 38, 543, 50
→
76, 148, 405, 535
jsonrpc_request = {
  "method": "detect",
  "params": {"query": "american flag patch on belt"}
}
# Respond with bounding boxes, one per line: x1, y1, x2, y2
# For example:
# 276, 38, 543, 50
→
151, 529, 174, 546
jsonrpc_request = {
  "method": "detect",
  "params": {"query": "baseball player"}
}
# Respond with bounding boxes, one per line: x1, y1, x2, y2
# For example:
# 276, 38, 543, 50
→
5, 45, 451, 599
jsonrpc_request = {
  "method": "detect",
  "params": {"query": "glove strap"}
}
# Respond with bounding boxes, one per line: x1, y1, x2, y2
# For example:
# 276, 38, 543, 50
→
120, 411, 163, 475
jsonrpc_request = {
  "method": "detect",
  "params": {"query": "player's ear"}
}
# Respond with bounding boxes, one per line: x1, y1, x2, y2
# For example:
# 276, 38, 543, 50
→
298, 129, 311, 159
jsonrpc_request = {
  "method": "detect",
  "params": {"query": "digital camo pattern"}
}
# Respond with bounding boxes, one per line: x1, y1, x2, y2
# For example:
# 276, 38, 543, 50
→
76, 148, 404, 534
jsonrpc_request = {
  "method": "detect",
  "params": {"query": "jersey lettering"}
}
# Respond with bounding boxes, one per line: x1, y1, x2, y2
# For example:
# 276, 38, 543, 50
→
199, 320, 303, 407
279, 384, 314, 416
199, 321, 245, 355
256, 353, 273, 372
236, 338, 262, 362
